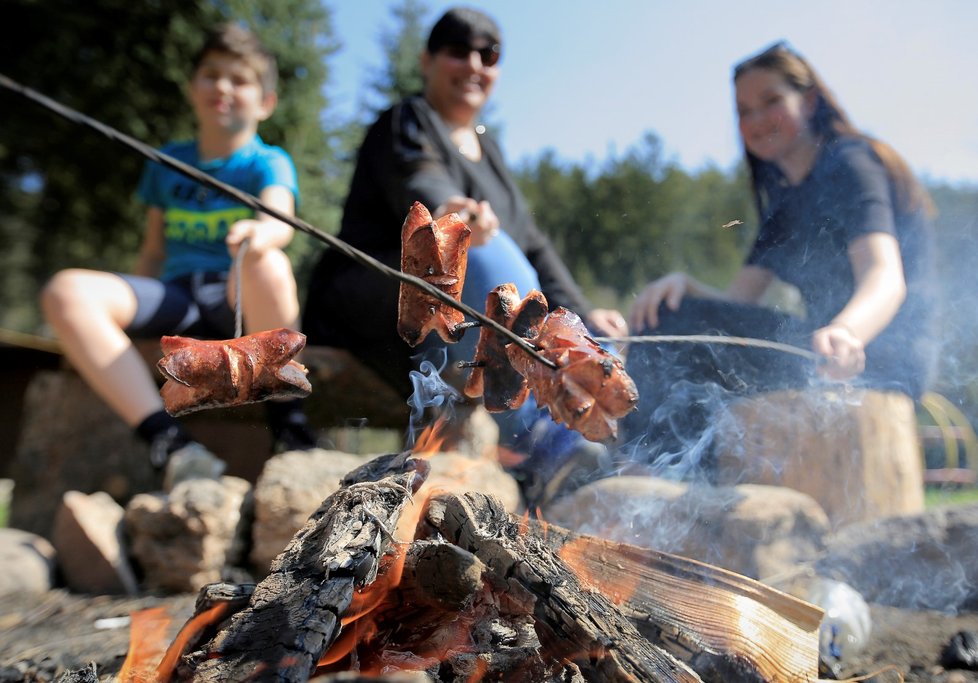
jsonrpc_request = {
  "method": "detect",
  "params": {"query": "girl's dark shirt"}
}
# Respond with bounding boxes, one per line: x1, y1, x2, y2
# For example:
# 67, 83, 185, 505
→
745, 136, 938, 393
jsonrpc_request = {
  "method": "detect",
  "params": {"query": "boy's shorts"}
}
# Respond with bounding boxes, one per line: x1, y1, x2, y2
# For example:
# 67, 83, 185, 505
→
119, 271, 235, 339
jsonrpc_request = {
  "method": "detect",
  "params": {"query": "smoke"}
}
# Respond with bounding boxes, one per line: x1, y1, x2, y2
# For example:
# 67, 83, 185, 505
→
404, 348, 462, 449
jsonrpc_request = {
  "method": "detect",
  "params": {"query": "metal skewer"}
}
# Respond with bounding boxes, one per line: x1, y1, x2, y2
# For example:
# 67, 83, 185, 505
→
591, 334, 820, 361
0, 72, 558, 370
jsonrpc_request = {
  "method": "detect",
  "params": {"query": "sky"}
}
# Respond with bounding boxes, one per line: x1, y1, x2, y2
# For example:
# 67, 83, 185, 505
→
328, 0, 978, 186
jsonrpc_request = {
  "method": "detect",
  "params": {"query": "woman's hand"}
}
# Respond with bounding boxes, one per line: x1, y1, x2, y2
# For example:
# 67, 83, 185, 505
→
586, 308, 628, 338
435, 196, 500, 246
628, 272, 693, 332
812, 322, 865, 381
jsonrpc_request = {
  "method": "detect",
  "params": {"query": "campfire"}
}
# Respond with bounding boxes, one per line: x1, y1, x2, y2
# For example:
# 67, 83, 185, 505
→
108, 421, 823, 683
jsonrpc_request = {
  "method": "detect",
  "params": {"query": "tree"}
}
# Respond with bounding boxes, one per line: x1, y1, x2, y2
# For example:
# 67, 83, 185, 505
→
0, 0, 340, 332
363, 0, 429, 116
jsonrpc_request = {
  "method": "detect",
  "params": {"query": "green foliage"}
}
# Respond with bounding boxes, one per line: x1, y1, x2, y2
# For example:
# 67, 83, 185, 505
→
927, 182, 978, 431
0, 0, 339, 330
363, 0, 429, 115
515, 133, 753, 299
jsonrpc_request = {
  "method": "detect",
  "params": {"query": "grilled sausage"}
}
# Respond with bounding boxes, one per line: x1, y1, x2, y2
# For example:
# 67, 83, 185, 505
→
158, 328, 311, 416
506, 308, 638, 442
397, 201, 472, 346
463, 283, 549, 411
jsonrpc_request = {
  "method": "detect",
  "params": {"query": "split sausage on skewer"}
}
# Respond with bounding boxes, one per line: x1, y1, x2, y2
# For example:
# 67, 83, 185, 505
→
397, 201, 472, 346
463, 283, 548, 412
394, 201, 639, 442
158, 327, 311, 416
507, 307, 639, 443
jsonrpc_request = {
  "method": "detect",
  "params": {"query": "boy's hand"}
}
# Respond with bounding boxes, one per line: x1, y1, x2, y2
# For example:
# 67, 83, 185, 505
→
227, 218, 292, 256
226, 185, 296, 257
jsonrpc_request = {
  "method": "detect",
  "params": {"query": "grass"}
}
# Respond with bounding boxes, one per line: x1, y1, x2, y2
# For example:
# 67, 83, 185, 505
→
924, 485, 978, 509
0, 478, 10, 528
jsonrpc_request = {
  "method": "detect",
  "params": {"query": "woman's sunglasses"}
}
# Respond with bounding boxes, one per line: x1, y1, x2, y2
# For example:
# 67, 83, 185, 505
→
440, 42, 501, 67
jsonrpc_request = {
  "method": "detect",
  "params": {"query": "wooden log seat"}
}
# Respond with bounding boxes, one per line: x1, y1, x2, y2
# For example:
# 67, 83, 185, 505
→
713, 388, 924, 529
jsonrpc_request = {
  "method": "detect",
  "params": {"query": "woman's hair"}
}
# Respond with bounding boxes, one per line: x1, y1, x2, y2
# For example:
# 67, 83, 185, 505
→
192, 22, 278, 95
733, 42, 932, 219
426, 7, 502, 55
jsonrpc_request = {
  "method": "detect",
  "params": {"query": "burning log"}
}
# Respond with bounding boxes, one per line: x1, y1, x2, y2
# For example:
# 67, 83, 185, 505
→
424, 492, 703, 682
158, 328, 311, 416
153, 448, 821, 683
169, 454, 429, 683
536, 523, 823, 682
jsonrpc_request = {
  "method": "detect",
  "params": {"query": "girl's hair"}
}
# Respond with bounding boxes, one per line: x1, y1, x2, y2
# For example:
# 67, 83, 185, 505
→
733, 42, 932, 219
192, 22, 278, 95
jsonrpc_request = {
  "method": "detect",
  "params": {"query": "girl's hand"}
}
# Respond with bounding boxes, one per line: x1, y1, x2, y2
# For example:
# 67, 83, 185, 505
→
812, 322, 865, 381
628, 272, 692, 332
586, 308, 628, 338
436, 196, 500, 246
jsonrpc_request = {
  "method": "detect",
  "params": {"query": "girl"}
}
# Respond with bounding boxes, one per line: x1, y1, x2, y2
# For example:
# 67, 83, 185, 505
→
623, 42, 938, 472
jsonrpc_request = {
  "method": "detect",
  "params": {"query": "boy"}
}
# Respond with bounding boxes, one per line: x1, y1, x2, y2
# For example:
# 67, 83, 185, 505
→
41, 22, 316, 489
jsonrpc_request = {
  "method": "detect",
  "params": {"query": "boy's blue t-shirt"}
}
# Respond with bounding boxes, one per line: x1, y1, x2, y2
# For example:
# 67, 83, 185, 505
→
137, 136, 299, 281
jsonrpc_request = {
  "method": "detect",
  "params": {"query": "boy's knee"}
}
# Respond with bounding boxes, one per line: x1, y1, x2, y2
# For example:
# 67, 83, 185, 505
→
247, 248, 296, 284
40, 269, 82, 318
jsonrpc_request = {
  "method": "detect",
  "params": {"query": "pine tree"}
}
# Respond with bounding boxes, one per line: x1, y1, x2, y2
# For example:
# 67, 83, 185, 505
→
0, 0, 340, 331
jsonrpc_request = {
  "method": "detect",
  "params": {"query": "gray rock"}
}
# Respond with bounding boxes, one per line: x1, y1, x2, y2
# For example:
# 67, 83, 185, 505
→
124, 476, 252, 593
52, 491, 138, 595
249, 449, 366, 574
544, 475, 830, 580
816, 502, 978, 612
0, 527, 56, 595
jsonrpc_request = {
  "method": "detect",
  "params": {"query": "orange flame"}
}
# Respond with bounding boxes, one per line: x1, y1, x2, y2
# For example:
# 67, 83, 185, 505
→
156, 602, 230, 680
535, 508, 549, 541
317, 546, 408, 667
494, 445, 528, 469
412, 416, 448, 456
118, 607, 173, 683
118, 601, 236, 683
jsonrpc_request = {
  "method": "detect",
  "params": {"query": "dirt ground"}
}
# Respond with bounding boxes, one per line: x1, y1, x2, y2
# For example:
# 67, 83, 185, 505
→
0, 589, 976, 682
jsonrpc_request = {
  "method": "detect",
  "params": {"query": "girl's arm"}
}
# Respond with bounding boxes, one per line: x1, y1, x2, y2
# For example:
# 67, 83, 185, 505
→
813, 231, 906, 379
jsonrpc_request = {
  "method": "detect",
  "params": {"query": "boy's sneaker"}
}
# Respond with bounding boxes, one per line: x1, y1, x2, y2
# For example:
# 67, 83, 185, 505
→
148, 425, 188, 470
163, 442, 226, 492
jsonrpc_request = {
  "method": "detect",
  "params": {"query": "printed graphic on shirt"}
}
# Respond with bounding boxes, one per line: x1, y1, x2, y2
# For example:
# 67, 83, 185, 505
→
164, 206, 253, 244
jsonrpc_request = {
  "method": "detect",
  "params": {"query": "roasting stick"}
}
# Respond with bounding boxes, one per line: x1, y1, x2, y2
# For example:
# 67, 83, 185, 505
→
0, 72, 557, 370
591, 333, 821, 361
233, 238, 250, 339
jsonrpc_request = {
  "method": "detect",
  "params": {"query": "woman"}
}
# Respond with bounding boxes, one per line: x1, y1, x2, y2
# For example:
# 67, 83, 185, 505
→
622, 42, 938, 474
303, 7, 625, 491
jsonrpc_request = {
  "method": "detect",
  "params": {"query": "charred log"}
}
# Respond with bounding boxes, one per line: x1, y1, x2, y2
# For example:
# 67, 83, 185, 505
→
534, 523, 822, 683
424, 491, 703, 682
173, 458, 428, 683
